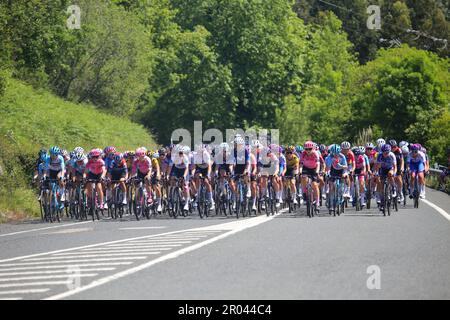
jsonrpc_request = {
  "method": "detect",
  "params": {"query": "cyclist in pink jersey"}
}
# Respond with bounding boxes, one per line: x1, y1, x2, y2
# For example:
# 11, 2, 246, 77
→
299, 141, 320, 206
84, 149, 107, 210
131, 147, 153, 205
353, 147, 367, 206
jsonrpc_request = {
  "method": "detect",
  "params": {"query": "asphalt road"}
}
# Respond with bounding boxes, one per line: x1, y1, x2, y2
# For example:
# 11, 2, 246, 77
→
0, 187, 449, 300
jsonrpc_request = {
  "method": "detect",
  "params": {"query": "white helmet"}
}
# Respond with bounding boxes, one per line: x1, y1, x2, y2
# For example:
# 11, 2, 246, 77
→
401, 145, 409, 154
220, 142, 229, 151
399, 141, 409, 148
234, 136, 245, 145
376, 138, 386, 147
252, 140, 261, 148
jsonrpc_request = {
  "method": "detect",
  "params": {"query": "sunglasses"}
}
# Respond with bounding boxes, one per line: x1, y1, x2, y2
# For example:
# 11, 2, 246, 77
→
305, 148, 312, 151
286, 152, 292, 155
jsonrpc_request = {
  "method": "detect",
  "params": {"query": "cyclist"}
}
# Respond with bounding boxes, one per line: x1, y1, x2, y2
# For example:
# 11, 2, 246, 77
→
389, 140, 404, 203
284, 145, 299, 205
249, 140, 260, 211
408, 144, 426, 199
34, 149, 48, 183
131, 147, 153, 206
258, 145, 279, 209
84, 148, 106, 210
340, 141, 354, 200
270, 144, 283, 206
373, 144, 397, 209
43, 146, 66, 208
107, 152, 128, 206
232, 136, 252, 207
193, 144, 214, 211
353, 146, 367, 207
169, 145, 191, 212
71, 152, 87, 190
299, 141, 320, 207
324, 144, 348, 198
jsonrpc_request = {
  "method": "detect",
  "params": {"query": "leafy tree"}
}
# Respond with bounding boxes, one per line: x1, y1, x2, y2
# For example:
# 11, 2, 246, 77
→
349, 45, 449, 145
427, 110, 450, 165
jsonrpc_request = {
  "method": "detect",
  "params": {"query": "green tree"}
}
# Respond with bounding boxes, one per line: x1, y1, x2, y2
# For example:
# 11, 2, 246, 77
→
349, 45, 449, 145
428, 110, 450, 165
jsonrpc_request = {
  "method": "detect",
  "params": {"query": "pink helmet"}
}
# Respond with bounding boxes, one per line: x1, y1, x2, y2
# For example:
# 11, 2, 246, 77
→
304, 141, 314, 149
136, 147, 146, 157
89, 148, 102, 157
104, 146, 116, 155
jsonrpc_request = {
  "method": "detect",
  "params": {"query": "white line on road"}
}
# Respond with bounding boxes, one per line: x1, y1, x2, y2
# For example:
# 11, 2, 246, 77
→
422, 199, 450, 222
45, 210, 285, 300
24, 253, 160, 260
0, 263, 132, 272
0, 268, 115, 277
98, 244, 183, 249
0, 257, 147, 267
78, 248, 174, 253
0, 221, 92, 238
0, 297, 22, 300
118, 227, 167, 230
0, 229, 217, 264
0, 281, 72, 288
0, 273, 98, 282
0, 289, 50, 295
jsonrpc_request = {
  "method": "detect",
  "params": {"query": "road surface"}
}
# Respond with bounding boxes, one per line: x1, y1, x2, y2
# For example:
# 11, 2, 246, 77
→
0, 187, 449, 300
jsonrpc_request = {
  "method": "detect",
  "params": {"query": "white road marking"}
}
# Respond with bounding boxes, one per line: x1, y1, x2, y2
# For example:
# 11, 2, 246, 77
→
0, 268, 115, 277
0, 297, 22, 300
42, 228, 93, 235
422, 199, 450, 222
96, 244, 182, 249
0, 281, 72, 288
0, 289, 50, 295
0, 263, 132, 272
24, 253, 160, 261
118, 227, 167, 230
0, 221, 92, 237
45, 210, 284, 300
78, 248, 174, 253
0, 273, 98, 282
0, 257, 147, 267
0, 229, 221, 264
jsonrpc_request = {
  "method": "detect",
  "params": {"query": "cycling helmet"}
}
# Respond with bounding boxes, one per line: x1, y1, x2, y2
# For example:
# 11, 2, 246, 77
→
74, 147, 84, 154
416, 143, 422, 150
69, 151, 76, 159
136, 147, 146, 157
114, 153, 124, 163
365, 142, 375, 149
286, 146, 295, 153
220, 142, 230, 151
158, 147, 167, 155
252, 140, 261, 148
39, 148, 47, 156
359, 146, 365, 153
353, 148, 362, 156
89, 149, 101, 157
351, 146, 358, 153
410, 144, 419, 152
319, 144, 327, 153
388, 139, 397, 147
401, 145, 409, 154
183, 146, 191, 153
381, 144, 391, 152
421, 147, 427, 153
295, 145, 303, 153
329, 144, 341, 155
103, 146, 116, 155
234, 136, 245, 145
399, 141, 408, 148
313, 142, 318, 150
376, 138, 385, 147
304, 141, 314, 149
152, 152, 159, 159
341, 141, 351, 150
50, 146, 60, 156
75, 152, 86, 161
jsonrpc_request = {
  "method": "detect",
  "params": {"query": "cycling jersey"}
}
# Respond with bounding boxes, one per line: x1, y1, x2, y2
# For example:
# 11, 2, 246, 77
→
278, 154, 286, 172
193, 150, 211, 169
44, 155, 66, 173
132, 156, 152, 175
72, 159, 87, 175
408, 151, 426, 173
343, 150, 355, 171
107, 159, 128, 180
366, 150, 377, 166
104, 156, 114, 171
325, 154, 347, 171
354, 154, 365, 170
158, 156, 172, 173
285, 154, 299, 169
300, 150, 319, 169
85, 158, 105, 175
151, 157, 159, 171
363, 154, 370, 167
376, 152, 397, 170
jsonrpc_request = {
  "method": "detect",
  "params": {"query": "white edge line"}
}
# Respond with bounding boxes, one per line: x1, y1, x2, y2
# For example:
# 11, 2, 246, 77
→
422, 199, 450, 222
45, 210, 284, 300
0, 221, 92, 237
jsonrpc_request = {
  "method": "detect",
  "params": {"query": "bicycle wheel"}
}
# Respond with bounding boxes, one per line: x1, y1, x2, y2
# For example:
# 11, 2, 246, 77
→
355, 181, 360, 212
235, 186, 241, 219
198, 186, 205, 219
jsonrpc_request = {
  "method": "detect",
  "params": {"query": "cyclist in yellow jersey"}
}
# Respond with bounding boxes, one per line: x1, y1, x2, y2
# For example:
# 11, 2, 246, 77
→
284, 146, 299, 205
149, 151, 162, 213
